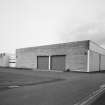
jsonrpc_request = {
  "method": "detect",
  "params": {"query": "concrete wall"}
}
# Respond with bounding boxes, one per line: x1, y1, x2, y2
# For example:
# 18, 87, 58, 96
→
16, 51, 36, 68
89, 51, 105, 72
66, 47, 87, 72
16, 40, 88, 71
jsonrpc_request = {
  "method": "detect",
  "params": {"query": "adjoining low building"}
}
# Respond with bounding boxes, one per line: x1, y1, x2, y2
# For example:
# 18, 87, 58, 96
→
0, 53, 9, 67
16, 40, 105, 72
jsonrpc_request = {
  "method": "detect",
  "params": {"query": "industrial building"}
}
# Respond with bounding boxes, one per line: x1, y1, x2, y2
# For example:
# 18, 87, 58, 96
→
16, 40, 105, 72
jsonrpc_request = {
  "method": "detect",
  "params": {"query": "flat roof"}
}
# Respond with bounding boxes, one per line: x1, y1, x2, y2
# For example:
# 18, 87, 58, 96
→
16, 40, 89, 52
16, 40, 105, 55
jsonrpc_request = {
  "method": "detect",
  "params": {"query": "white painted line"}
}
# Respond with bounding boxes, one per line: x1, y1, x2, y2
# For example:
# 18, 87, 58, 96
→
49, 70, 63, 72
35, 69, 63, 72
74, 84, 105, 105
80, 88, 105, 105
8, 85, 20, 88
100, 84, 105, 88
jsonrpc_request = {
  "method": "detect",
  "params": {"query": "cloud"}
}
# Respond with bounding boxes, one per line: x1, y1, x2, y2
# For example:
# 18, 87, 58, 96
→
72, 22, 105, 42
59, 11, 105, 46
60, 22, 105, 45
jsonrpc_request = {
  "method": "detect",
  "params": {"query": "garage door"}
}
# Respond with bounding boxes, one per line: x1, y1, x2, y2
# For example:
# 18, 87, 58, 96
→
37, 56, 49, 69
51, 55, 65, 71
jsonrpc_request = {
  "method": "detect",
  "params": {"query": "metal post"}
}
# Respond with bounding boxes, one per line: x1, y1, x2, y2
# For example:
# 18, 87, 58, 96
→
49, 56, 51, 70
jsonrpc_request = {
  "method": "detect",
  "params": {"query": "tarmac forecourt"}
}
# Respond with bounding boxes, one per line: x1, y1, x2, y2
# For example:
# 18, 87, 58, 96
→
1, 68, 105, 105
0, 69, 64, 91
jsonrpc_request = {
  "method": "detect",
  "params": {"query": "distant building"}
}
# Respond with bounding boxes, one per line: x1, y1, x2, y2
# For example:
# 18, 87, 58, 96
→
9, 54, 16, 67
0, 53, 9, 67
16, 40, 105, 72
0, 53, 16, 68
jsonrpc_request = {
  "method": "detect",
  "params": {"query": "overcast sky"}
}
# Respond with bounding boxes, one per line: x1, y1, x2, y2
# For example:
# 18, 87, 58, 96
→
0, 0, 105, 53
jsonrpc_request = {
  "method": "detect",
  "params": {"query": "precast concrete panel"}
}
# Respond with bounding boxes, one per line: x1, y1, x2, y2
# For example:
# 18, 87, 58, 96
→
100, 55, 105, 71
66, 54, 87, 72
89, 51, 99, 72
16, 52, 36, 69
89, 41, 105, 71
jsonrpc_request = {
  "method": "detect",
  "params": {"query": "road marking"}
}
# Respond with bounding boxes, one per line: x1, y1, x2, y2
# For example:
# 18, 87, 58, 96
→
74, 84, 105, 105
8, 85, 20, 88
34, 69, 63, 72
100, 84, 105, 88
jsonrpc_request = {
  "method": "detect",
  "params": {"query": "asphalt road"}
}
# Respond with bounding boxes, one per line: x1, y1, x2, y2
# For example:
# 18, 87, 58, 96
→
0, 68, 105, 105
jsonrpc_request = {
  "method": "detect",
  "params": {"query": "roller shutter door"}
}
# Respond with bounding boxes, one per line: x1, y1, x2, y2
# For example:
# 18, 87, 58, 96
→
37, 56, 49, 69
51, 55, 65, 71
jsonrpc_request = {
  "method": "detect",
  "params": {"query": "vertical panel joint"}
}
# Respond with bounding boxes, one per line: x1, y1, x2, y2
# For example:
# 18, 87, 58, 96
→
87, 50, 90, 72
